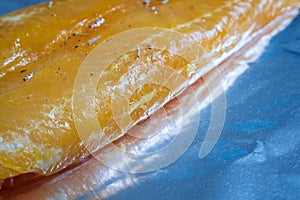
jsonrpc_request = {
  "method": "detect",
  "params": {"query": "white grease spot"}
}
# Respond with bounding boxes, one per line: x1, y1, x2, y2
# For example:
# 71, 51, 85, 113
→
0, 11, 36, 26
203, 13, 212, 18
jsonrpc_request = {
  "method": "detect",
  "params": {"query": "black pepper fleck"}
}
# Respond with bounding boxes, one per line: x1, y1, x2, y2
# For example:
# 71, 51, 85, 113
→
23, 71, 35, 81
75, 45, 79, 49
20, 69, 27, 73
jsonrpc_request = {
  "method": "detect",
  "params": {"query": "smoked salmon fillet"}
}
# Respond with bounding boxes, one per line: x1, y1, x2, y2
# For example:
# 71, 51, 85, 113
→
0, 0, 299, 182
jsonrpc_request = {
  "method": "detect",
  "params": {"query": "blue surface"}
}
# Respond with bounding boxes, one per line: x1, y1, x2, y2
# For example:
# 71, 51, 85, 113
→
0, 0, 46, 15
1, 2, 300, 200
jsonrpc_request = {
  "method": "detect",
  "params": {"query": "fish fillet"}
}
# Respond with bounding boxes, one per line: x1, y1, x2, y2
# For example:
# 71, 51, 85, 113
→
0, 0, 299, 181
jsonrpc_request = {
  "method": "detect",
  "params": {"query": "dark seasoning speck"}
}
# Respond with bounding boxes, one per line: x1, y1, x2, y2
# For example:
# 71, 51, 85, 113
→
23, 71, 35, 81
89, 17, 105, 28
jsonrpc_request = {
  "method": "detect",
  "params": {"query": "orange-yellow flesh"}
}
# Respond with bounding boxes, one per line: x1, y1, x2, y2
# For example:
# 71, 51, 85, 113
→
0, 0, 299, 179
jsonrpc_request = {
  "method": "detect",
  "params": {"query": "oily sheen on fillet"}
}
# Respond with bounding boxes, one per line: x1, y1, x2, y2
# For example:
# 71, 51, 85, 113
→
0, 0, 299, 180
